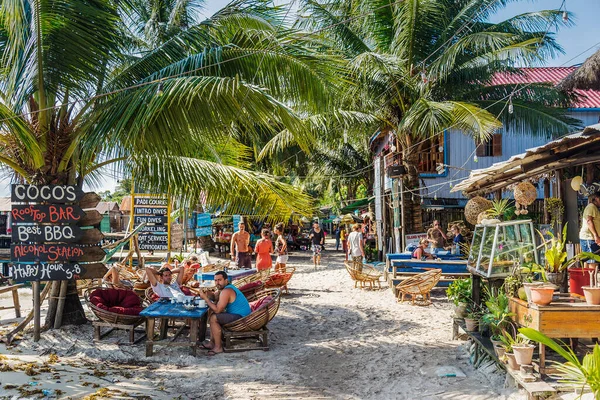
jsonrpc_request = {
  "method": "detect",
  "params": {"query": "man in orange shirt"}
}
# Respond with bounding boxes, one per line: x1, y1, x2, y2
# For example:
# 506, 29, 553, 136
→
231, 222, 252, 268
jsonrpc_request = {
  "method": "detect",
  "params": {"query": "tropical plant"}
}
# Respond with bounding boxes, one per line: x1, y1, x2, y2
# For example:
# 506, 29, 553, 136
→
520, 328, 600, 398
481, 287, 514, 339
485, 199, 515, 221
537, 223, 577, 273
446, 277, 472, 306
499, 330, 516, 353
296, 0, 580, 233
0, 0, 345, 326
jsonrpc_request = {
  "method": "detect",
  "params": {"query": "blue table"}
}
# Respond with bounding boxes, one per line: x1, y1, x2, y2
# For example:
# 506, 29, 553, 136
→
201, 268, 256, 282
140, 300, 208, 356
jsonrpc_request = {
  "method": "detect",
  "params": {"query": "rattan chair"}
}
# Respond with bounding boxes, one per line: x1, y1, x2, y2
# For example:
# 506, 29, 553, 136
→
84, 287, 147, 343
395, 269, 442, 306
344, 261, 382, 289
264, 268, 294, 294
222, 289, 281, 352
233, 269, 270, 288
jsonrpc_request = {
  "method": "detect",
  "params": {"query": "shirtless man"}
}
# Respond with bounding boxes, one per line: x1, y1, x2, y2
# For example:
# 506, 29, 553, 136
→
231, 222, 252, 268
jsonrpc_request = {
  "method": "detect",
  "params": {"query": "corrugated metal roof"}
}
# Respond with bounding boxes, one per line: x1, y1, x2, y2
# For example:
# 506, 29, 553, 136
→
452, 123, 600, 194
492, 67, 600, 109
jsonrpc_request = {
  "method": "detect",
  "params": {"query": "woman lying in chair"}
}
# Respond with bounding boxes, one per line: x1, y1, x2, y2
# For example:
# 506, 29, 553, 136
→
412, 239, 435, 260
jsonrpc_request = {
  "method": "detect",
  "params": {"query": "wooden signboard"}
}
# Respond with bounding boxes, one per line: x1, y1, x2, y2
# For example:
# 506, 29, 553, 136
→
11, 184, 84, 203
134, 215, 168, 225
10, 262, 106, 282
79, 192, 102, 209
11, 204, 87, 224
12, 225, 103, 244
11, 244, 106, 262
138, 234, 168, 243
140, 225, 168, 233
195, 227, 212, 237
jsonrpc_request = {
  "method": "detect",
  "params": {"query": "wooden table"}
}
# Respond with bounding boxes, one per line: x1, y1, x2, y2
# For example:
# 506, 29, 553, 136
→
140, 301, 208, 356
509, 295, 600, 374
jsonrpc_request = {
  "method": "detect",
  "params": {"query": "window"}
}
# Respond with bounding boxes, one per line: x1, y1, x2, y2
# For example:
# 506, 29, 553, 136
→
418, 135, 445, 174
476, 133, 502, 157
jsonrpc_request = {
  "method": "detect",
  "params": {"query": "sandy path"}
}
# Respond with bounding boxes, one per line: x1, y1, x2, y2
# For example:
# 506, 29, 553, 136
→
0, 244, 523, 400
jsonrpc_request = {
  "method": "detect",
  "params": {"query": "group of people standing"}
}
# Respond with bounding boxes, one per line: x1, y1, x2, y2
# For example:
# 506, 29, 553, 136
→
230, 221, 289, 272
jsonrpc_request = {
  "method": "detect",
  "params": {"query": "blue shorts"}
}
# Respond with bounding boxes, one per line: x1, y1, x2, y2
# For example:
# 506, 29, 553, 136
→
580, 239, 600, 261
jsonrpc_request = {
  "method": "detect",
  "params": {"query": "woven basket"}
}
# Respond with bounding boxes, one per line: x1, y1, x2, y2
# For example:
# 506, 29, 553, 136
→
223, 289, 281, 332
84, 287, 145, 326
514, 182, 536, 206
464, 196, 492, 225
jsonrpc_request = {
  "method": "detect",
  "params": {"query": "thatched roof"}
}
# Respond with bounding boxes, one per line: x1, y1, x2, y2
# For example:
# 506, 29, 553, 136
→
560, 50, 600, 91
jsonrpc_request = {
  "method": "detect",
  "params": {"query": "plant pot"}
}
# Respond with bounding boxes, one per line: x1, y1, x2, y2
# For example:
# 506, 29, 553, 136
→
454, 302, 468, 318
494, 345, 506, 359
505, 353, 519, 370
529, 287, 555, 306
523, 282, 544, 302
569, 267, 596, 296
464, 318, 479, 332
491, 338, 503, 348
582, 286, 600, 305
513, 344, 535, 365
546, 271, 566, 287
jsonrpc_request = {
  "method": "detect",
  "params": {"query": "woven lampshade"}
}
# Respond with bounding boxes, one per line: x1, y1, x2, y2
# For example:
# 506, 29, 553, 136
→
514, 182, 536, 206
464, 196, 492, 225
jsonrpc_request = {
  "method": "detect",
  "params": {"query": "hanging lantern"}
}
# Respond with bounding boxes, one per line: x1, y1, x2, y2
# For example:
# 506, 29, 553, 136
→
571, 176, 583, 191
464, 196, 492, 225
514, 182, 537, 206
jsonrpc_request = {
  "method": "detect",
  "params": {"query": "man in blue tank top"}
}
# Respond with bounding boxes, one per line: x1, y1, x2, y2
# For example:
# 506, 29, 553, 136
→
198, 270, 251, 355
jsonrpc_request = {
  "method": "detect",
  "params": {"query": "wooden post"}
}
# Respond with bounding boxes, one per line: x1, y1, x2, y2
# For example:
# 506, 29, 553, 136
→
543, 178, 550, 225
53, 280, 68, 329
33, 281, 40, 342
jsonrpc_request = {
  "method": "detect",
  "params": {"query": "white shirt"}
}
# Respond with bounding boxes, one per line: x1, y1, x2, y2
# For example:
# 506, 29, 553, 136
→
152, 282, 184, 298
347, 231, 363, 257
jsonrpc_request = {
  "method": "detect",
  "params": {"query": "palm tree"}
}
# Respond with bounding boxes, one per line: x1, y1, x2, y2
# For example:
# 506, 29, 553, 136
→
0, 0, 343, 326
297, 0, 580, 232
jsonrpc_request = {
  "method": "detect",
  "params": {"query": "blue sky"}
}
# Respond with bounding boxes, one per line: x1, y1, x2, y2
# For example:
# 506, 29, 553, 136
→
1, 0, 598, 196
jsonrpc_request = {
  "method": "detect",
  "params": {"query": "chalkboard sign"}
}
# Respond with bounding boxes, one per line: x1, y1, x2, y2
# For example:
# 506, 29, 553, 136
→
133, 207, 168, 216
11, 204, 87, 224
134, 197, 168, 206
140, 225, 168, 233
11, 262, 88, 282
11, 243, 105, 262
138, 234, 168, 243
134, 216, 168, 225
11, 184, 84, 203
12, 225, 103, 244
139, 243, 168, 251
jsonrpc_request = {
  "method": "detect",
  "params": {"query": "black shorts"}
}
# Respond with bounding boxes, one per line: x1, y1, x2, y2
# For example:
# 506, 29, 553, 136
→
216, 313, 243, 325
236, 252, 252, 268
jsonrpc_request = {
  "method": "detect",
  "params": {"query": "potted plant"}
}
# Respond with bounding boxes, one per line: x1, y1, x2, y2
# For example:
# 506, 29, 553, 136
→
446, 277, 472, 318
569, 251, 600, 297
482, 287, 514, 348
529, 286, 555, 306
512, 334, 535, 366
464, 306, 482, 332
520, 262, 548, 302
520, 328, 600, 398
582, 263, 600, 305
499, 331, 519, 370
537, 224, 575, 287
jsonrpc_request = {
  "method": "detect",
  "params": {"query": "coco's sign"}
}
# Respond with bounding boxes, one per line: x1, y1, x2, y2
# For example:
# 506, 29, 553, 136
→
11, 243, 105, 262
11, 262, 87, 282
11, 184, 84, 203
11, 204, 86, 224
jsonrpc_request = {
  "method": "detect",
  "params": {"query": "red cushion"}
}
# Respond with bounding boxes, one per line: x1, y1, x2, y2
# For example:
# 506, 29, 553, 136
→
90, 288, 142, 315
249, 295, 273, 312
181, 286, 192, 296
239, 281, 262, 293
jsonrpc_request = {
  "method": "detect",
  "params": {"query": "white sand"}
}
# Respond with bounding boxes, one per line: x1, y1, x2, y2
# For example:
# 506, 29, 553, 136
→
0, 244, 527, 400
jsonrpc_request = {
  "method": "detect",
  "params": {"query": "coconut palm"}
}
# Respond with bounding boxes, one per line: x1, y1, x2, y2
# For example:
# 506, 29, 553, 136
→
297, 0, 580, 232
0, 0, 343, 326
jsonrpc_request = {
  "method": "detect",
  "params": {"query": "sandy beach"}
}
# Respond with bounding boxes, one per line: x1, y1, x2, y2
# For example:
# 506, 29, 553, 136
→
0, 243, 525, 400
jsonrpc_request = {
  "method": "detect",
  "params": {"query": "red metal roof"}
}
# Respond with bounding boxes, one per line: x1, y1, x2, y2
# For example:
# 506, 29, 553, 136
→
492, 67, 600, 109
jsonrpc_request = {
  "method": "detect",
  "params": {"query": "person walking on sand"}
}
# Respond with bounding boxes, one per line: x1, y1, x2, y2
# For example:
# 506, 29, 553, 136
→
334, 225, 341, 251
340, 226, 348, 260
231, 221, 252, 268
347, 224, 364, 271
274, 222, 288, 272
254, 229, 273, 271
309, 222, 325, 267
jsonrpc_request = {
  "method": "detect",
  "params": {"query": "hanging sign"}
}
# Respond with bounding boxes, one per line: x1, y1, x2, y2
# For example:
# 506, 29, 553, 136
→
140, 225, 168, 233
11, 184, 84, 203
10, 262, 105, 282
12, 225, 103, 244
11, 243, 106, 262
196, 213, 212, 227
133, 207, 168, 216
11, 204, 87, 224
137, 234, 168, 243
195, 227, 212, 237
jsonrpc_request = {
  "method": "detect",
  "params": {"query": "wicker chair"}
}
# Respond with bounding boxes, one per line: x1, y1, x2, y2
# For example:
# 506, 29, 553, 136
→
395, 269, 442, 306
84, 287, 147, 343
222, 289, 281, 352
233, 269, 270, 289
344, 261, 382, 289
264, 268, 294, 294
